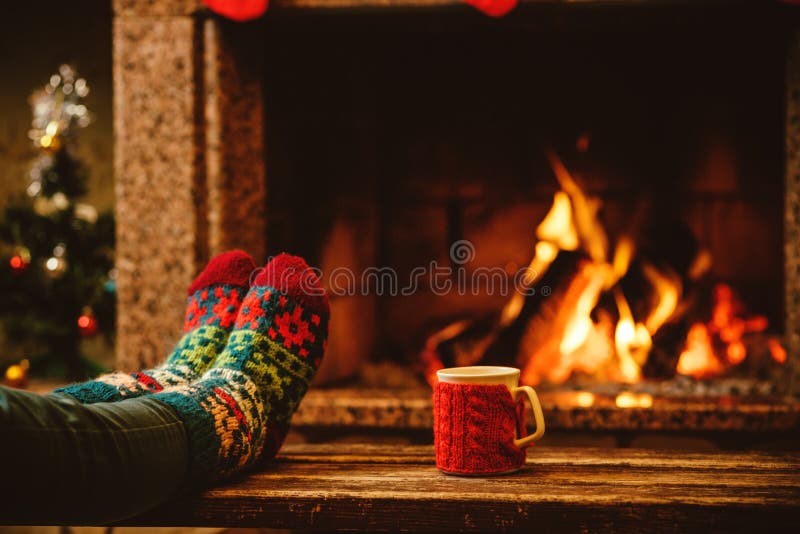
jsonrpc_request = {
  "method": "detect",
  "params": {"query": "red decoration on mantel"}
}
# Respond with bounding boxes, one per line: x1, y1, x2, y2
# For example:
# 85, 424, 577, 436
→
203, 0, 269, 21
463, 0, 518, 17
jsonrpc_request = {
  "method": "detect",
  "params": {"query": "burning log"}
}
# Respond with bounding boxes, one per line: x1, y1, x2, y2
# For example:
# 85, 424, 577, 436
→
483, 251, 588, 367
503, 257, 614, 385
417, 252, 581, 377
645, 321, 690, 379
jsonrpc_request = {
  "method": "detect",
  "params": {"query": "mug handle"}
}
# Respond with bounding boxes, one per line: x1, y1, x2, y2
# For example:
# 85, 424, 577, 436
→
512, 385, 546, 448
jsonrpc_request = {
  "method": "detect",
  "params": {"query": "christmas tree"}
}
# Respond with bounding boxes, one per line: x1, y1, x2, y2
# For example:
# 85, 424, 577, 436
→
0, 65, 115, 381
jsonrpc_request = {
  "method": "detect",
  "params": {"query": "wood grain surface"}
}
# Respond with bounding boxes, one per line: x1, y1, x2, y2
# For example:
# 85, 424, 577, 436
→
123, 444, 800, 532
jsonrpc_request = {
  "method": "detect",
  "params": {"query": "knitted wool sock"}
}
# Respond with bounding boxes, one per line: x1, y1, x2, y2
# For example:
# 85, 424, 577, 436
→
154, 253, 329, 485
56, 250, 256, 403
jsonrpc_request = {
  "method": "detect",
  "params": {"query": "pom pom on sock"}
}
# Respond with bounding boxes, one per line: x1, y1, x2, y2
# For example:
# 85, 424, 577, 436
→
254, 253, 329, 315
187, 249, 257, 295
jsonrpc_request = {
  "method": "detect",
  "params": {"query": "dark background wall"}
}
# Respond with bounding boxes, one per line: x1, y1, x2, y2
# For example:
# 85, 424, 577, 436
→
0, 0, 113, 211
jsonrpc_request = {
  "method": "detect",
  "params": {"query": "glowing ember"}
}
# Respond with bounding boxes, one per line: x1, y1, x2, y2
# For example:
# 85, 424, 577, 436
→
676, 283, 783, 379
575, 391, 595, 407
615, 392, 653, 409
769, 339, 787, 364
726, 341, 746, 365
676, 324, 722, 378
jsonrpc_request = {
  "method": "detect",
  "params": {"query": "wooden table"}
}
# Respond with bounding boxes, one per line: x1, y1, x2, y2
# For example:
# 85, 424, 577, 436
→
124, 444, 800, 532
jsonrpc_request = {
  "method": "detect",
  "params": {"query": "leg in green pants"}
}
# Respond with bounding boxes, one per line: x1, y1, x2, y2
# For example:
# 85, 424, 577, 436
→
0, 386, 188, 525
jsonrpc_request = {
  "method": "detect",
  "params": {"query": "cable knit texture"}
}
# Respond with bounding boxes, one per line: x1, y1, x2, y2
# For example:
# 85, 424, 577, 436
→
434, 382, 528, 475
154, 253, 329, 487
56, 250, 256, 404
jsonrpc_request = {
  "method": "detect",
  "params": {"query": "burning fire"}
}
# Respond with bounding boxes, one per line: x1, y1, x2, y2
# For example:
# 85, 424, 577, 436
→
518, 151, 686, 385
676, 284, 786, 379
615, 392, 653, 409
420, 151, 786, 388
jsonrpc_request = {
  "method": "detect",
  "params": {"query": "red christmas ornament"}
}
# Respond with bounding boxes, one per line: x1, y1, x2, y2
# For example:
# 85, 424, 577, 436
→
203, 0, 269, 21
77, 313, 99, 337
463, 0, 518, 17
9, 255, 26, 272
9, 247, 31, 274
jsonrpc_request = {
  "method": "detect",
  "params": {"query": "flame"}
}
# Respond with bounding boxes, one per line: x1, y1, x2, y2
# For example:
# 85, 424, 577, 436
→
535, 240, 559, 264
503, 155, 605, 331
521, 156, 687, 386
676, 283, 784, 379
613, 288, 650, 383
561, 315, 593, 355
545, 150, 608, 263
521, 261, 613, 385
688, 249, 713, 280
641, 263, 681, 334
502, 190, 577, 328
608, 236, 634, 288
419, 320, 471, 386
561, 267, 606, 355
536, 192, 578, 251
521, 154, 618, 384
676, 323, 722, 378
501, 241, 560, 327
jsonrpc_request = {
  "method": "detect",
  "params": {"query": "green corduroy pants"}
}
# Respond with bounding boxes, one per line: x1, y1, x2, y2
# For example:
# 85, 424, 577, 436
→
0, 385, 188, 525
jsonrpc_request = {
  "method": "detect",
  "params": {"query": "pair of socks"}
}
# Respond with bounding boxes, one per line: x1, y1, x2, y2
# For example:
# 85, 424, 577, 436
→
56, 251, 329, 487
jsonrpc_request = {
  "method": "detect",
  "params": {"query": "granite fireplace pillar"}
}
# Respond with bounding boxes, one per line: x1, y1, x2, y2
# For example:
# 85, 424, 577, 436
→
113, 0, 265, 370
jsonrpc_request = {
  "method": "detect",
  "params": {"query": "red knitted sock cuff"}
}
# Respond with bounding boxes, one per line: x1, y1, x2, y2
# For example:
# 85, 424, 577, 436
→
434, 382, 528, 474
187, 250, 256, 295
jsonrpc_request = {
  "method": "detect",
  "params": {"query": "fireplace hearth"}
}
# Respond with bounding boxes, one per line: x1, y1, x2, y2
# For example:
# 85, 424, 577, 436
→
112, 0, 800, 442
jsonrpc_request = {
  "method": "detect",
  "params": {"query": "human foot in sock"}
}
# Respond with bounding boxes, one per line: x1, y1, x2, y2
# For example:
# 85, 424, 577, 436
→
154, 253, 329, 485
56, 250, 257, 403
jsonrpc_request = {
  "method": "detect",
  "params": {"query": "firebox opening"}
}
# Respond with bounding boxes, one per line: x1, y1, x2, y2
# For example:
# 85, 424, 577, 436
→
260, 4, 789, 390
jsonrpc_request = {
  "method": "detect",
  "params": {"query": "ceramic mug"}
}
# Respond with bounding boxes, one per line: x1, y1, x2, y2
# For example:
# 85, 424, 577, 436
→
433, 366, 545, 475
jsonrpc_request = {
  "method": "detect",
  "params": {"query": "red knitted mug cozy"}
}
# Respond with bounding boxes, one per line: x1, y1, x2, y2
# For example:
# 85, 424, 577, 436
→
433, 382, 529, 475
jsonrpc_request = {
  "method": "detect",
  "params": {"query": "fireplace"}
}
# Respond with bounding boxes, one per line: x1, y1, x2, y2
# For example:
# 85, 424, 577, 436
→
113, 0, 800, 442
